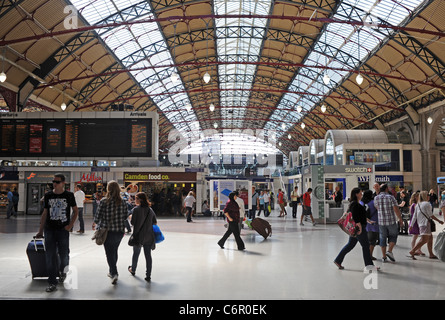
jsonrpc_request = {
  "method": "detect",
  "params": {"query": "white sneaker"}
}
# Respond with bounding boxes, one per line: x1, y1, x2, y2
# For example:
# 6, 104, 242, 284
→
386, 251, 395, 262
108, 273, 118, 285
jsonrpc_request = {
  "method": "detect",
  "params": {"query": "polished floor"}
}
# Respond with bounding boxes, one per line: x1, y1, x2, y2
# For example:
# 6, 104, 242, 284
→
0, 207, 444, 300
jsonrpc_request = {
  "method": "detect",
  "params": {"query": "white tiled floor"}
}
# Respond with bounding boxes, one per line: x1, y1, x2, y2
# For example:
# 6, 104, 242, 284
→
1, 209, 444, 300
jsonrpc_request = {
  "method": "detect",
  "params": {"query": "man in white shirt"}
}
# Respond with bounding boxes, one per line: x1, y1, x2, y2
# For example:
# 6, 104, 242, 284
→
184, 191, 196, 222
74, 184, 86, 233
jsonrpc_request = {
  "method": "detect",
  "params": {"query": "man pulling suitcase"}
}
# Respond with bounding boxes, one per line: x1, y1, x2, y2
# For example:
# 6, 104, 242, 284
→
35, 173, 78, 292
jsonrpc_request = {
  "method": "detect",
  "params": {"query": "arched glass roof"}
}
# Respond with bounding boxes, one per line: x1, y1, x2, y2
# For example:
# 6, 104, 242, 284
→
1, 0, 443, 156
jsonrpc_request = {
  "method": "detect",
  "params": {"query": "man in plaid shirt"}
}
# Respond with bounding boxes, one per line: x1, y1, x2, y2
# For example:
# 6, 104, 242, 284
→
374, 184, 404, 263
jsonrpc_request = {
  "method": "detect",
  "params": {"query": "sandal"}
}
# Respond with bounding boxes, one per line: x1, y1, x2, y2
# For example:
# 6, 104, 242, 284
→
128, 266, 135, 276
407, 252, 417, 260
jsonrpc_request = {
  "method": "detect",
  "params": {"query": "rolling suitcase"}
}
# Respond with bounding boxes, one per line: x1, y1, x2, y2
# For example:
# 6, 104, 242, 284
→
251, 218, 272, 239
26, 237, 47, 279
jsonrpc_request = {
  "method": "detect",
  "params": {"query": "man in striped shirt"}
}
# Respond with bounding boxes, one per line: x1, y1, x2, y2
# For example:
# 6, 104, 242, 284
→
374, 184, 404, 263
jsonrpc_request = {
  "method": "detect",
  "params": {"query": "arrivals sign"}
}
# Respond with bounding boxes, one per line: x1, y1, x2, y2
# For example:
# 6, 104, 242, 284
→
124, 172, 196, 182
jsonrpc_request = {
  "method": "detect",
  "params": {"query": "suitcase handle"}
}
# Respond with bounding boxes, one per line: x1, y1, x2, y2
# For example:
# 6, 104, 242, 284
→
32, 236, 45, 251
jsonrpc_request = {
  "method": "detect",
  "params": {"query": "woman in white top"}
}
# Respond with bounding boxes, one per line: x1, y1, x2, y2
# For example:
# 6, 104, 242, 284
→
408, 191, 444, 259
184, 191, 196, 223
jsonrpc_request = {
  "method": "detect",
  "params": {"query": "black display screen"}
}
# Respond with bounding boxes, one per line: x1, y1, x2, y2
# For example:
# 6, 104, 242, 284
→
0, 117, 152, 158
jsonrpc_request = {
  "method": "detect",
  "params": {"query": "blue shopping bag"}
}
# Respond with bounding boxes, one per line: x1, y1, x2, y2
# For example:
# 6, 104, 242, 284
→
153, 224, 165, 243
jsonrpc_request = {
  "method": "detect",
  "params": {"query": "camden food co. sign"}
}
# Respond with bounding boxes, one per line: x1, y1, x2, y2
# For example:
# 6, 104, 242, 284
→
124, 172, 196, 182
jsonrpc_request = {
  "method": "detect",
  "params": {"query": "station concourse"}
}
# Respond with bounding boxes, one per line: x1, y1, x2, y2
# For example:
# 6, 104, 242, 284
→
0, 0, 444, 304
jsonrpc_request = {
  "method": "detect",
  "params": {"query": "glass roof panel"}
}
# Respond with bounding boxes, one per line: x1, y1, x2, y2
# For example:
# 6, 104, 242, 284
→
215, 0, 272, 128
265, 0, 425, 138
71, 0, 201, 140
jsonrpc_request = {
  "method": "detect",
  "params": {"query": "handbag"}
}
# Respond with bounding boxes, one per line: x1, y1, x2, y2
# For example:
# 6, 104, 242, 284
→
153, 224, 165, 243
337, 211, 359, 237
419, 206, 436, 232
434, 230, 445, 262
92, 227, 108, 245
128, 208, 149, 246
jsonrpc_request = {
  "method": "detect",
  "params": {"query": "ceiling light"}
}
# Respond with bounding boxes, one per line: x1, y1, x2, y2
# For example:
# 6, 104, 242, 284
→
185, 104, 192, 112
427, 116, 433, 124
0, 72, 6, 83
301, 123, 305, 129
170, 72, 179, 83
209, 103, 215, 112
279, 142, 282, 147
203, 72, 211, 83
281, 123, 286, 130
61, 102, 67, 111
213, 122, 218, 129
323, 73, 330, 85
356, 73, 364, 85
296, 105, 302, 113
321, 104, 327, 113
288, 134, 291, 139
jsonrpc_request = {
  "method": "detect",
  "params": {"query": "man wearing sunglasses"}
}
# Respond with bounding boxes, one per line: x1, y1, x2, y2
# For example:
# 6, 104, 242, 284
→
36, 173, 78, 292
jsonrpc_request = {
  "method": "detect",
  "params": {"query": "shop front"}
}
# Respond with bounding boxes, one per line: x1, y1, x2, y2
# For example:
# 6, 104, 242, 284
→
23, 171, 71, 215
0, 168, 19, 214
124, 172, 197, 216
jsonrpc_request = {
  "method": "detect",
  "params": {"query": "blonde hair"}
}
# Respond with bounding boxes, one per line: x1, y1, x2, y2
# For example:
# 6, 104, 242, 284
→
419, 190, 429, 202
409, 192, 419, 206
106, 180, 123, 205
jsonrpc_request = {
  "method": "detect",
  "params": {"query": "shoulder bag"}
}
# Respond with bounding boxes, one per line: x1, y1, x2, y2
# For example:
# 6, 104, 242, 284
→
337, 211, 359, 237
418, 205, 436, 233
92, 227, 108, 245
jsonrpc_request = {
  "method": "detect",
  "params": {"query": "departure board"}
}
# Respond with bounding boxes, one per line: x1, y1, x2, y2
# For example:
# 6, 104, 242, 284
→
130, 119, 147, 154
65, 120, 78, 154
15, 121, 28, 153
29, 123, 43, 154
45, 121, 63, 154
1, 121, 14, 152
0, 114, 154, 158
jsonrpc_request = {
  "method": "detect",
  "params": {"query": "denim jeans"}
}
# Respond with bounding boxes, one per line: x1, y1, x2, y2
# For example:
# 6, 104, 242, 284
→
103, 231, 124, 276
77, 207, 84, 232
186, 207, 193, 222
379, 223, 399, 247
131, 244, 152, 278
44, 227, 70, 285
334, 230, 374, 267
6, 202, 15, 218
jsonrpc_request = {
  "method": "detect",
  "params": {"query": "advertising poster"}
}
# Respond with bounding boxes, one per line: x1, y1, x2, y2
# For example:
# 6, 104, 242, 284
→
218, 180, 235, 209
235, 180, 252, 210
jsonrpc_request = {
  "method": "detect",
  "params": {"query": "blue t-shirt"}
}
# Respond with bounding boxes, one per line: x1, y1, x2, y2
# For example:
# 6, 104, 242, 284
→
362, 199, 379, 233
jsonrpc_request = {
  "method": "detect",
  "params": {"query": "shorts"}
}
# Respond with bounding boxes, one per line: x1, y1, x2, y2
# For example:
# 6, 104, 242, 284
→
367, 231, 379, 246
379, 223, 399, 247
303, 206, 312, 216
419, 223, 432, 236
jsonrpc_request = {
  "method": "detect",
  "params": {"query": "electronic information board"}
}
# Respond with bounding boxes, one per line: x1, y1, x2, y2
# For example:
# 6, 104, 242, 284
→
0, 112, 158, 159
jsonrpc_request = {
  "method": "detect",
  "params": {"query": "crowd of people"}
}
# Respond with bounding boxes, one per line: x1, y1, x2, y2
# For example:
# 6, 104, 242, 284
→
334, 183, 444, 270
30, 172, 445, 292
35, 173, 159, 292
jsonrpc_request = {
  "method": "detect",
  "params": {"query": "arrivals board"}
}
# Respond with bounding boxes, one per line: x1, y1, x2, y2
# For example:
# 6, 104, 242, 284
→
0, 112, 155, 158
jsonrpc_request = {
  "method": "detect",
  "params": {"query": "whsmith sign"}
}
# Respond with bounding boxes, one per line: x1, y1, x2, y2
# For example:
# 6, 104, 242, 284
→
124, 172, 196, 182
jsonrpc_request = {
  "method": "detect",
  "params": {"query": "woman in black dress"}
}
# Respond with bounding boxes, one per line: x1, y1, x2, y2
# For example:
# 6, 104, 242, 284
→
217, 192, 245, 251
